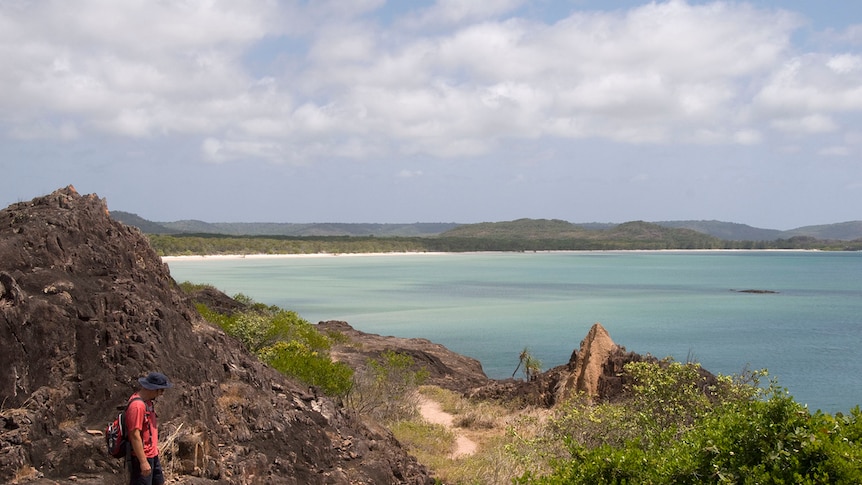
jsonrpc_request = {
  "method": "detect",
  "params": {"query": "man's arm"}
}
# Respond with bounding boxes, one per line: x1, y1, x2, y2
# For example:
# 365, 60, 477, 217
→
129, 428, 151, 477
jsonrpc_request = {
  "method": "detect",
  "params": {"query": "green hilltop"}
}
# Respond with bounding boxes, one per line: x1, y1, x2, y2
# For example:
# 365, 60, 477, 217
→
109, 212, 862, 255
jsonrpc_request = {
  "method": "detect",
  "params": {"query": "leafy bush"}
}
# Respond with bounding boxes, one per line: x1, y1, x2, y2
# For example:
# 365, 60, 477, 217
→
515, 360, 862, 484
177, 281, 217, 293
195, 298, 353, 397
258, 341, 353, 396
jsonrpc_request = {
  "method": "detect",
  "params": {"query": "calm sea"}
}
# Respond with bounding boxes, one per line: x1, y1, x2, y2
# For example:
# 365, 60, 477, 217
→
166, 251, 862, 413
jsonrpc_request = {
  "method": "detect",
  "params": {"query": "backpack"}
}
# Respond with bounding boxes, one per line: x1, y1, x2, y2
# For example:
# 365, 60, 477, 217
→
105, 396, 144, 458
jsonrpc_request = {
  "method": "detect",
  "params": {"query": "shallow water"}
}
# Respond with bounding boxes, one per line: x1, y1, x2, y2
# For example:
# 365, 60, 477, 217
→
167, 251, 862, 413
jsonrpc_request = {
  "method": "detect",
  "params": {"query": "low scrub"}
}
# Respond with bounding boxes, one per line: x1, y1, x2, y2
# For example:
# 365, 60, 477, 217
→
391, 363, 862, 485
515, 360, 862, 484
193, 293, 353, 397
346, 350, 429, 423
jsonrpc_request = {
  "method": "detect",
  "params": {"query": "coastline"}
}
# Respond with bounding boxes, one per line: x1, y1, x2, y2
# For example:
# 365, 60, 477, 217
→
160, 248, 822, 262
160, 251, 452, 262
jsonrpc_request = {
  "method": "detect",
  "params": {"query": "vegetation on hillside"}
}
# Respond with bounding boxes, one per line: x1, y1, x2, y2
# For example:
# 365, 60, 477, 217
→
185, 284, 354, 396
346, 350, 430, 423
391, 362, 862, 485
150, 233, 430, 256
514, 361, 862, 484
148, 219, 862, 255
186, 283, 432, 417
114, 211, 862, 242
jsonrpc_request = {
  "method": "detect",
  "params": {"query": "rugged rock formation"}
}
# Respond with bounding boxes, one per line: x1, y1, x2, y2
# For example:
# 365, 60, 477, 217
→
470, 323, 658, 407
0, 187, 430, 484
551, 322, 646, 402
317, 320, 490, 394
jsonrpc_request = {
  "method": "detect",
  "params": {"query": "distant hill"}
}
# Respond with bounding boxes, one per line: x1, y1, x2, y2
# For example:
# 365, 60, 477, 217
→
441, 218, 588, 238
110, 212, 458, 237
652, 220, 782, 241
442, 219, 722, 248
782, 221, 862, 241
111, 211, 862, 241
652, 220, 862, 241
110, 211, 181, 234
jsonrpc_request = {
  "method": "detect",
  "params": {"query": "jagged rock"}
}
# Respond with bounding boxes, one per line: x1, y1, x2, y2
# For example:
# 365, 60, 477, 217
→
553, 322, 631, 402
470, 323, 658, 407
0, 186, 431, 484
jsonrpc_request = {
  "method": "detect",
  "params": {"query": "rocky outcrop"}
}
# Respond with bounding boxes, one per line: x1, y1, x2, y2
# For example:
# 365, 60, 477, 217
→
470, 323, 656, 407
551, 322, 649, 402
317, 320, 490, 394
0, 187, 430, 484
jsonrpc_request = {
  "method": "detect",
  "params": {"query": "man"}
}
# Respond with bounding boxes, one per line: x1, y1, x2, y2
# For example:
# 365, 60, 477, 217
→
126, 372, 172, 485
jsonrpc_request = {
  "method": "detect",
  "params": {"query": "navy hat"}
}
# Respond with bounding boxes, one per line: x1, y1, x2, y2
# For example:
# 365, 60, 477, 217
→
138, 372, 173, 390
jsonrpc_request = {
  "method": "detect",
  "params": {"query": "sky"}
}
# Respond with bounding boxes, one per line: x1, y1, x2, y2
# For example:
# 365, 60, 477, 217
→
1, 1, 861, 230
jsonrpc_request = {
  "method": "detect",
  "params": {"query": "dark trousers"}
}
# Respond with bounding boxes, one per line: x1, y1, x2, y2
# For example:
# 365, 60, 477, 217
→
129, 455, 165, 485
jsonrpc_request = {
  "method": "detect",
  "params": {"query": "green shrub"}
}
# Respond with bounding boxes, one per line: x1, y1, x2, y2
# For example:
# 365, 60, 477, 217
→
517, 361, 862, 485
625, 360, 714, 442
259, 341, 353, 397
177, 281, 217, 293
195, 297, 351, 397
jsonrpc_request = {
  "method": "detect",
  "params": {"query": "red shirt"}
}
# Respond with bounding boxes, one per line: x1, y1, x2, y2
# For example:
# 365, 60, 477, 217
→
124, 394, 159, 458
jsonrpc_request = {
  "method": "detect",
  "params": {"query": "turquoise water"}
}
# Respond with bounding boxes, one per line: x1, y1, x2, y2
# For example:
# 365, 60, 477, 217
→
166, 251, 862, 413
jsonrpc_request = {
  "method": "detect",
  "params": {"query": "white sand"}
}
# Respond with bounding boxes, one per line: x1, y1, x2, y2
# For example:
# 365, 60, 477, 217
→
161, 252, 451, 262
161, 248, 814, 263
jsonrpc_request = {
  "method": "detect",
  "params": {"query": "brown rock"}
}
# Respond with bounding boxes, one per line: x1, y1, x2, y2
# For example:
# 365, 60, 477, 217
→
554, 322, 618, 401
317, 320, 490, 394
469, 323, 659, 407
0, 186, 431, 484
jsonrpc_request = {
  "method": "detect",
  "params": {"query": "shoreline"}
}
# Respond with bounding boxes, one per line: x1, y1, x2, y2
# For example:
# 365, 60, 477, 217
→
161, 251, 452, 262
160, 248, 823, 262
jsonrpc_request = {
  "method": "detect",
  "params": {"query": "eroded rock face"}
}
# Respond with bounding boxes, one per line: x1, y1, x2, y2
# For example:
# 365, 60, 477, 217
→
0, 187, 430, 484
555, 323, 621, 401
317, 320, 490, 394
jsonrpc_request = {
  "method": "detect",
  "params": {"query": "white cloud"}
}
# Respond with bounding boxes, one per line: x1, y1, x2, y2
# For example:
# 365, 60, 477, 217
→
1, 0, 860, 166
0, 0, 279, 133
401, 0, 525, 29
827, 54, 862, 74
771, 114, 838, 134
755, 55, 862, 117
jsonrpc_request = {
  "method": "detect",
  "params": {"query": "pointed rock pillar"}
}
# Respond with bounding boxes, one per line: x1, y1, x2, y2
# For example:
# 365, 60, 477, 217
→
554, 322, 619, 402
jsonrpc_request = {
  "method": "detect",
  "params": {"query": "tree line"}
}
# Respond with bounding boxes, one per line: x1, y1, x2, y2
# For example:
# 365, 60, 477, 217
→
149, 233, 862, 256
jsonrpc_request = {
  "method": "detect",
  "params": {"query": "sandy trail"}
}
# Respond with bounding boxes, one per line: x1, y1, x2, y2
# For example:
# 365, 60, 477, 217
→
418, 396, 477, 458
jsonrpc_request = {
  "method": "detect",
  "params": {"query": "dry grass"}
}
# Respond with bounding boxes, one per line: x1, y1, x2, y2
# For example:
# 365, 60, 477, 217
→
216, 381, 247, 410
160, 422, 183, 476
389, 385, 552, 485
11, 466, 39, 484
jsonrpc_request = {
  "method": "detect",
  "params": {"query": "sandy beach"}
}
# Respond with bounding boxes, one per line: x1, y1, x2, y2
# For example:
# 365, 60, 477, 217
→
160, 252, 451, 262
161, 248, 817, 263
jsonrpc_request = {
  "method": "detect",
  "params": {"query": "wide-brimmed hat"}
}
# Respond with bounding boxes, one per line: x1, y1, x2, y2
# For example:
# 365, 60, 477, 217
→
138, 372, 173, 390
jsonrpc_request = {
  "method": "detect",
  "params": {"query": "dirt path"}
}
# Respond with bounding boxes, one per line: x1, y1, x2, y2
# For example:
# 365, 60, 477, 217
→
418, 396, 477, 458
